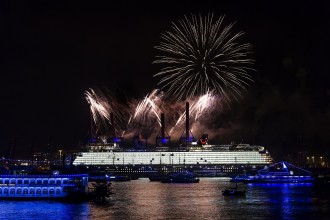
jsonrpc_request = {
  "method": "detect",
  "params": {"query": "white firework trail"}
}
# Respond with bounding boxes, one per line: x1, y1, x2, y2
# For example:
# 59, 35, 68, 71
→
130, 89, 163, 127
85, 89, 111, 135
169, 91, 217, 134
85, 88, 130, 136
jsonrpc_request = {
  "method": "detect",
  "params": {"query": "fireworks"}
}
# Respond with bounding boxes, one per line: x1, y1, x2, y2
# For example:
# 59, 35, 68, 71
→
85, 88, 129, 137
85, 89, 111, 136
85, 88, 224, 142
130, 89, 163, 127
153, 13, 254, 102
169, 91, 217, 134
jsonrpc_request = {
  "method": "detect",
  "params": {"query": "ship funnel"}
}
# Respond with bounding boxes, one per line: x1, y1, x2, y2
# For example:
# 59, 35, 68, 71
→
156, 112, 170, 148
186, 102, 189, 141
179, 102, 194, 146
161, 113, 165, 138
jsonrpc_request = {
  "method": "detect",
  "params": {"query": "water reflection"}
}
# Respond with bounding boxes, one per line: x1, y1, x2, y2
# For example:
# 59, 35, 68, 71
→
1, 179, 329, 219
246, 183, 317, 219
78, 180, 327, 219
0, 200, 90, 220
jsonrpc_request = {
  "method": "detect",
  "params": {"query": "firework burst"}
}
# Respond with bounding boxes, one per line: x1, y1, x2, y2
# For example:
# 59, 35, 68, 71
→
153, 13, 254, 102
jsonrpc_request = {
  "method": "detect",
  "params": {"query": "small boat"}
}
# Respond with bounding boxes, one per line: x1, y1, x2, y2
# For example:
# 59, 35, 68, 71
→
161, 171, 200, 183
222, 184, 246, 196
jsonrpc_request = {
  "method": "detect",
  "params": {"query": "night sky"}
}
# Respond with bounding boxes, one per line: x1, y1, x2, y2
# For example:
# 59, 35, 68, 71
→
0, 1, 329, 159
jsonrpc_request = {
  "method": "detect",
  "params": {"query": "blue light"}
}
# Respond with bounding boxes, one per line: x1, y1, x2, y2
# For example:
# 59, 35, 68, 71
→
88, 138, 97, 143
282, 162, 287, 169
161, 138, 170, 144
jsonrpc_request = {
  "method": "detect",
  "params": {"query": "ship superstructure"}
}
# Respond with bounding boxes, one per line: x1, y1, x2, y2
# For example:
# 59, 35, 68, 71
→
73, 102, 272, 176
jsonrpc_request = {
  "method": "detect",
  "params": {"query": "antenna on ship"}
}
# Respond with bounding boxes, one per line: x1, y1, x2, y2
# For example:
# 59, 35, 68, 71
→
180, 102, 194, 146
156, 113, 170, 149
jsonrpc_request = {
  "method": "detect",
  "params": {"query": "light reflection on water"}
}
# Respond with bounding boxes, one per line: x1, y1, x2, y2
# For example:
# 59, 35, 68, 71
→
1, 178, 329, 220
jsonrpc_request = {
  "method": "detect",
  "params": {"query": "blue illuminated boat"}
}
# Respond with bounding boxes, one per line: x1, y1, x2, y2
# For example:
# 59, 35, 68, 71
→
231, 161, 314, 183
0, 173, 89, 200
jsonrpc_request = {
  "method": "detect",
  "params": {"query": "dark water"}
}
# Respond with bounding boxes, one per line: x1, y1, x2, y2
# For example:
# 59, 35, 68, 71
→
1, 178, 329, 219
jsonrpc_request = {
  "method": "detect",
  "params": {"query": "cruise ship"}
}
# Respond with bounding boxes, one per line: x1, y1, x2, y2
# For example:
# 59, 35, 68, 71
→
73, 142, 272, 177
73, 103, 273, 177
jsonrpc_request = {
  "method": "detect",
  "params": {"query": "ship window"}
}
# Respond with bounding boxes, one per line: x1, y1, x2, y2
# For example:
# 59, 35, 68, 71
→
0, 179, 2, 184
56, 189, 61, 194
23, 179, 29, 184
4, 188, 9, 194
36, 179, 42, 184
43, 179, 48, 184
30, 189, 35, 194
16, 188, 22, 194
62, 179, 68, 184
42, 189, 48, 194
0, 188, 2, 194
49, 179, 55, 184
23, 188, 28, 194
10, 179, 15, 184
4, 179, 9, 184
17, 179, 22, 184
10, 188, 15, 194
56, 179, 61, 185
36, 189, 41, 194
30, 179, 35, 184
49, 189, 54, 194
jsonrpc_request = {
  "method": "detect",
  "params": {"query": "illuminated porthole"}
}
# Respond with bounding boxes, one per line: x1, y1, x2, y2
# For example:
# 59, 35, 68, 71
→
49, 189, 55, 194
16, 188, 22, 194
42, 188, 48, 194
